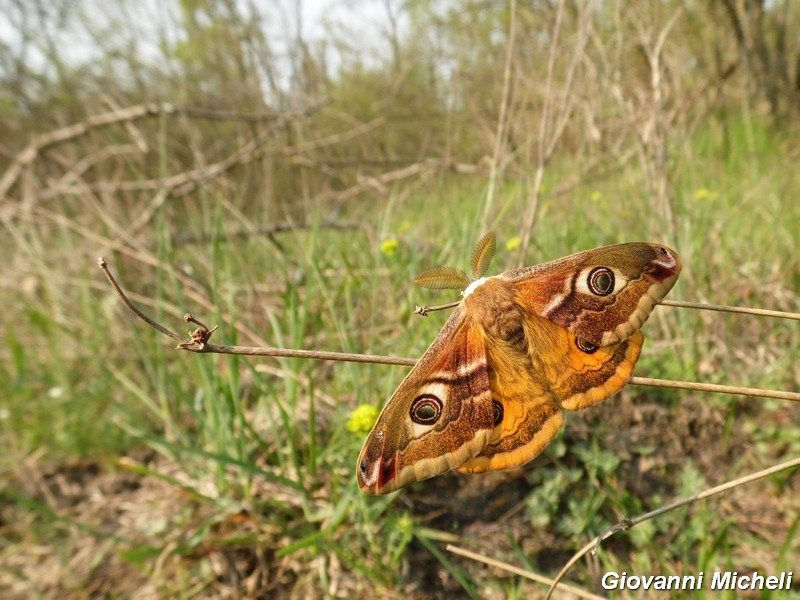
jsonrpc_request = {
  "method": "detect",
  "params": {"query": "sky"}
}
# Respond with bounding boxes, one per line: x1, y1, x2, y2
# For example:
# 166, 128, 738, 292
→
0, 0, 407, 86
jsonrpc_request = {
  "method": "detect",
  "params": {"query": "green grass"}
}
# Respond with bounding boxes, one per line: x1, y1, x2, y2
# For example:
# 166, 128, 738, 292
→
1, 115, 799, 598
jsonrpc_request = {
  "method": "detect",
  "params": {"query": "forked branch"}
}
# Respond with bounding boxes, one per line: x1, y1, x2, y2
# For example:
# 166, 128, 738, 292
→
99, 257, 800, 403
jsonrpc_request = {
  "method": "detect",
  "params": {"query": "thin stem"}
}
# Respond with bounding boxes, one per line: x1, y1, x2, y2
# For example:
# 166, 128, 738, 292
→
415, 298, 800, 321
631, 376, 800, 402
481, 0, 517, 231
98, 257, 182, 342
662, 299, 800, 321
543, 455, 800, 599
446, 545, 606, 600
100, 258, 800, 403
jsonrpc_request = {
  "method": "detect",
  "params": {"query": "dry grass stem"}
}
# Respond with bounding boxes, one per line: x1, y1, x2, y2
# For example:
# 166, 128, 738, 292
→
541, 455, 800, 599
517, 0, 594, 265
480, 0, 517, 230
446, 545, 606, 600
662, 299, 800, 320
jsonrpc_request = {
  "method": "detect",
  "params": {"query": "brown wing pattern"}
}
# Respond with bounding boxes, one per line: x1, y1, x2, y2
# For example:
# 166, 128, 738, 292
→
357, 308, 496, 494
505, 243, 681, 346
457, 315, 642, 473
457, 324, 564, 473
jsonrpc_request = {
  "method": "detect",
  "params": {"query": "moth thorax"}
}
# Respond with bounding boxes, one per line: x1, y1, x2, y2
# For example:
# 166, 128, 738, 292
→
463, 277, 489, 298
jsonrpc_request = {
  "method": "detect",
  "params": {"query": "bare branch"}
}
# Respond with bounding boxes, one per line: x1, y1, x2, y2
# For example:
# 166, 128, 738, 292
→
98, 258, 800, 403
661, 299, 800, 321
98, 257, 183, 342
517, 0, 595, 267
0, 102, 327, 199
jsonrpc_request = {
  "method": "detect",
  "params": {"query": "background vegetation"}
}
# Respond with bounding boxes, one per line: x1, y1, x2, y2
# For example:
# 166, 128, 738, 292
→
1, 0, 798, 597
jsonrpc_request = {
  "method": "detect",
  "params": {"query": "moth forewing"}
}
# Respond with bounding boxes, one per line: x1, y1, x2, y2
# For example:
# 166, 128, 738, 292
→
506, 242, 681, 347
356, 307, 495, 494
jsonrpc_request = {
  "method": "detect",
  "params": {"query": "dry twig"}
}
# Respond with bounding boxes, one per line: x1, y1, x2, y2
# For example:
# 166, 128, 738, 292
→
99, 257, 800, 404
480, 0, 517, 230
446, 545, 606, 600
517, 0, 595, 266
540, 455, 800, 599
0, 102, 327, 200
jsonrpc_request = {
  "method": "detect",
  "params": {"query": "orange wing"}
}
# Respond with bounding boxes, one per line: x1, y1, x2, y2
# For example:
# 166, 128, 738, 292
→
504, 243, 681, 346
357, 308, 497, 494
458, 314, 642, 473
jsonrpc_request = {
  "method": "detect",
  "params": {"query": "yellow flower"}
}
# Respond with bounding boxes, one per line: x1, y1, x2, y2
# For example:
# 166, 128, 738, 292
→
396, 514, 414, 535
590, 190, 602, 202
694, 188, 718, 201
380, 238, 400, 257
347, 404, 379, 433
506, 236, 521, 251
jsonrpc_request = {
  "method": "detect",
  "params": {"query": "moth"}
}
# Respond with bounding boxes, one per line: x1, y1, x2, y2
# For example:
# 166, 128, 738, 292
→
357, 232, 681, 494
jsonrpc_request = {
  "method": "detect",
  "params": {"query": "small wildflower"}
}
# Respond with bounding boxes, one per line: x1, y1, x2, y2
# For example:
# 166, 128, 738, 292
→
590, 190, 602, 202
347, 404, 379, 433
380, 237, 400, 257
506, 236, 521, 251
396, 514, 414, 535
694, 187, 718, 201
